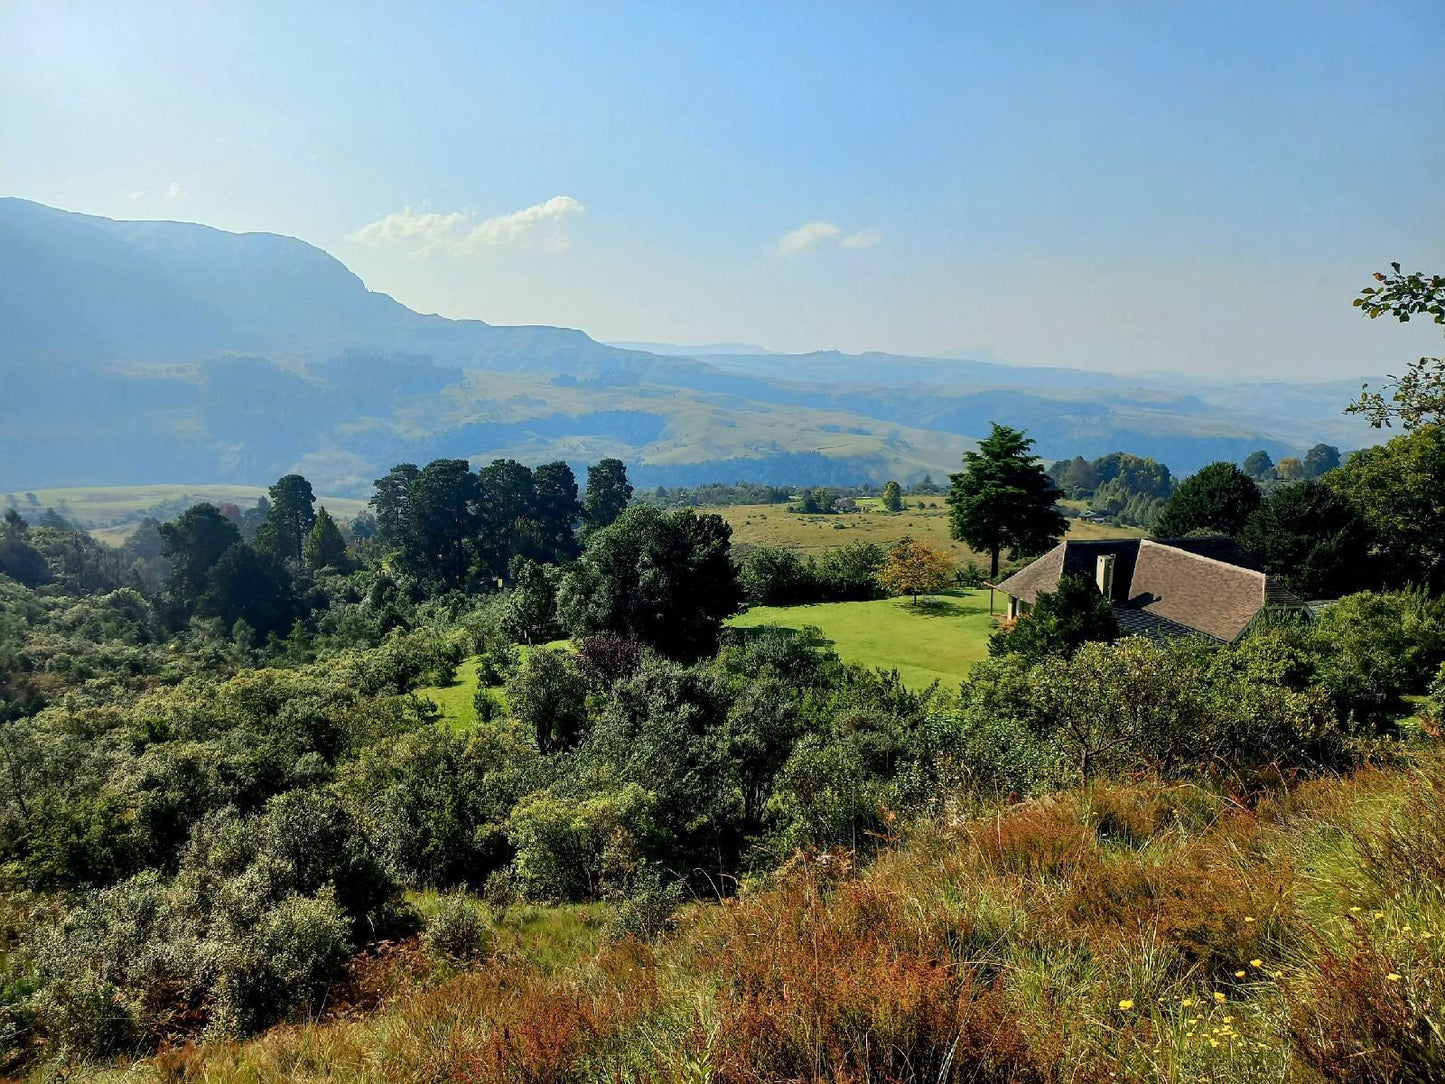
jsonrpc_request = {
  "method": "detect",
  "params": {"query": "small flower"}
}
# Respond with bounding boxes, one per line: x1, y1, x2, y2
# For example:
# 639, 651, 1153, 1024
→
1387, 973, 1402, 982
1243, 915, 1255, 923
1214, 992, 1227, 1003
1181, 997, 1196, 1007
1235, 969, 1247, 978
1118, 998, 1135, 1010
1250, 959, 1263, 968
1350, 906, 1362, 913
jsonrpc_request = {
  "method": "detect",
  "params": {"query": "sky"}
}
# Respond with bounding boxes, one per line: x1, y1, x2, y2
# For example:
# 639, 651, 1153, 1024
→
2, 1, 1442, 378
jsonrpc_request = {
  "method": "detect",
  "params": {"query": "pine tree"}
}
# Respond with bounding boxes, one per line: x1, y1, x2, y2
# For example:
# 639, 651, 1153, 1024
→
947, 423, 1067, 579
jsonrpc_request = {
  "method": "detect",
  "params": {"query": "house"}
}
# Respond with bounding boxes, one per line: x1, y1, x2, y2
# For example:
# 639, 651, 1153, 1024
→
834, 497, 859, 512
992, 537, 1306, 643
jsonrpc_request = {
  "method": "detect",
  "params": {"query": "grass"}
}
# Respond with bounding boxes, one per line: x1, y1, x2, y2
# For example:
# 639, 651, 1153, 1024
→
78, 751, 1445, 1084
414, 642, 569, 730
727, 587, 1000, 689
715, 500, 1143, 560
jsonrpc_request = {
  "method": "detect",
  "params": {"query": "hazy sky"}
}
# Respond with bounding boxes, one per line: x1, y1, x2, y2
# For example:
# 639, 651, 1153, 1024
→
3, 1, 1442, 377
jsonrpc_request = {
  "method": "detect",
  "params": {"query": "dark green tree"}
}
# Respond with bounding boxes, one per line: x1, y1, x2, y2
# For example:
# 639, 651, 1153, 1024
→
531, 461, 583, 563
371, 463, 420, 550
477, 459, 537, 578
1242, 450, 1276, 481
0, 509, 48, 587
1302, 443, 1342, 478
303, 507, 350, 571
259, 475, 316, 565
1241, 480, 1374, 599
502, 557, 561, 644
1062, 456, 1100, 496
946, 423, 1067, 579
558, 506, 742, 659
159, 504, 241, 609
989, 573, 1119, 664
196, 543, 296, 639
583, 458, 633, 531
1154, 462, 1261, 538
506, 648, 589, 753
881, 481, 904, 512
404, 460, 482, 591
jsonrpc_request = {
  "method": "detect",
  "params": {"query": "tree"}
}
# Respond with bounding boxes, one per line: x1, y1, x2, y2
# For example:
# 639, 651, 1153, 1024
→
506, 648, 589, 753
558, 506, 742, 659
196, 542, 296, 639
877, 537, 952, 604
400, 459, 482, 591
1242, 450, 1276, 481
477, 459, 537, 578
881, 481, 904, 512
531, 461, 583, 563
0, 509, 48, 587
303, 507, 349, 571
371, 463, 420, 549
947, 423, 1067, 579
1062, 457, 1100, 497
259, 475, 316, 565
1241, 480, 1375, 599
502, 558, 561, 644
583, 458, 633, 531
1154, 462, 1261, 537
989, 573, 1119, 662
1326, 426, 1445, 591
1347, 264, 1444, 429
159, 504, 241, 609
1303, 444, 1341, 478
1276, 457, 1305, 481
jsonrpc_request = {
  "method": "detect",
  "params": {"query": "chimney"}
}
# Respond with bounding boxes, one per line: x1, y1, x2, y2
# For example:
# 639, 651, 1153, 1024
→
1095, 553, 1116, 598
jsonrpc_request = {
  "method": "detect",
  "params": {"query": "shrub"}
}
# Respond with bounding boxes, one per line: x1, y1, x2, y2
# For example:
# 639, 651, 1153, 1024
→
506, 785, 660, 901
423, 895, 491, 961
737, 546, 816, 606
506, 647, 589, 753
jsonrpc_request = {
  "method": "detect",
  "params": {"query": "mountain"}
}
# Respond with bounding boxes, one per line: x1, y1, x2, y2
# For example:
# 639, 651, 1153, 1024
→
0, 198, 1380, 495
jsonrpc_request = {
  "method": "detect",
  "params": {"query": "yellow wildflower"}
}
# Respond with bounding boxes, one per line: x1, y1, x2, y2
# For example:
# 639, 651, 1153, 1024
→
1387, 973, 1402, 982
1214, 992, 1226, 1003
1250, 958, 1263, 968
1118, 999, 1135, 1010
1235, 969, 1246, 978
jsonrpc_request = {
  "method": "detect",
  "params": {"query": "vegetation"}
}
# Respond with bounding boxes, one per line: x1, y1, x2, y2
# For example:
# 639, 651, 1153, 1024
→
1155, 460, 1262, 537
948, 423, 1067, 578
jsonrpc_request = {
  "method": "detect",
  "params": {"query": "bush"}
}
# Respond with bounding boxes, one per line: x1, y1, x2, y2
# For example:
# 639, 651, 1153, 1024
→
738, 546, 815, 606
506, 785, 660, 901
506, 648, 589, 753
423, 894, 491, 960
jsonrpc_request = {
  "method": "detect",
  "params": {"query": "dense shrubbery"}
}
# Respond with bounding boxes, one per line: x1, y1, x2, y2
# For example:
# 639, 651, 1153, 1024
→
736, 540, 885, 605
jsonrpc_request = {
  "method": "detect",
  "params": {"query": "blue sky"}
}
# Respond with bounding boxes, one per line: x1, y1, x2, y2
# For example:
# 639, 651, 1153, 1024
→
2, 1, 1441, 376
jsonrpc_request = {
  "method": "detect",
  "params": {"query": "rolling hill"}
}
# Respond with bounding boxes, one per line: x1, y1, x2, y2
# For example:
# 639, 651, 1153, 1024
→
0, 198, 1380, 494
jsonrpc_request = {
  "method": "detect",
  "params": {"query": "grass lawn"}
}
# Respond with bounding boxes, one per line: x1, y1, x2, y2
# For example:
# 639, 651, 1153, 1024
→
714, 501, 1142, 561
414, 641, 569, 729
727, 587, 1001, 689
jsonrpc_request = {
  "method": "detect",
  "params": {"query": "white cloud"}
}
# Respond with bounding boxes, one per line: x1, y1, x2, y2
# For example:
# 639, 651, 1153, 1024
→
348, 196, 584, 256
166, 182, 183, 200
841, 227, 881, 249
775, 220, 841, 255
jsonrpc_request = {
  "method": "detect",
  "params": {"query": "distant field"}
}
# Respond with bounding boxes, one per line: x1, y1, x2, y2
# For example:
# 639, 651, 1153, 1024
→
727, 587, 1000, 689
713, 499, 1143, 562
2, 484, 372, 540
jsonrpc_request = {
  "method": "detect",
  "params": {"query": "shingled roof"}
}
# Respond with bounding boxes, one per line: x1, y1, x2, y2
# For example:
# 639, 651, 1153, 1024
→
994, 535, 1283, 643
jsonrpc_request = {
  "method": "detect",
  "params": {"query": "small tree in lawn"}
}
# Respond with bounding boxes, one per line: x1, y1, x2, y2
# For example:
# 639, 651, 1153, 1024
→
947, 423, 1067, 580
881, 481, 904, 512
879, 537, 952, 604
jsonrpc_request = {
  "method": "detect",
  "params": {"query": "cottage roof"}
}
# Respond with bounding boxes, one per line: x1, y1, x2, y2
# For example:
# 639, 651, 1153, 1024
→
994, 535, 1279, 643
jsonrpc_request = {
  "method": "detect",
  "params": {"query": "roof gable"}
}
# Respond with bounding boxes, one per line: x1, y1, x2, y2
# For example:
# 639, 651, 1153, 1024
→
1127, 539, 1266, 642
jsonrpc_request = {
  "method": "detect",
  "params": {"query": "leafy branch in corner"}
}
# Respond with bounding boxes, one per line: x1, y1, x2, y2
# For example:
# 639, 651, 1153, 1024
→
1348, 263, 1445, 429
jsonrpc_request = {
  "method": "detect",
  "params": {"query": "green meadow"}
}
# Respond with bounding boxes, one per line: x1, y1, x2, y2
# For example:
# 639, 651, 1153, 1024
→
727, 587, 1000, 689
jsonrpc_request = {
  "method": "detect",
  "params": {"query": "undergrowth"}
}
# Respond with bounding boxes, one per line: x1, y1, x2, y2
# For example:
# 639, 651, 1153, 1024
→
59, 752, 1445, 1083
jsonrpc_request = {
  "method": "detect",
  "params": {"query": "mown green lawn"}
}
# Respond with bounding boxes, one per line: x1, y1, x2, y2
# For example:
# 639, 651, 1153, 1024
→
727, 587, 1001, 689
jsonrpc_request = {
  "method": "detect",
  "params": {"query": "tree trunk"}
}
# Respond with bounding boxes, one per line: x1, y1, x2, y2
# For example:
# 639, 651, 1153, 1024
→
990, 547, 1000, 580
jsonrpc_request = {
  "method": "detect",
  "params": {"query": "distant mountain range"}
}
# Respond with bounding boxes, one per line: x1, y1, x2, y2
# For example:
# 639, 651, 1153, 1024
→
0, 198, 1380, 495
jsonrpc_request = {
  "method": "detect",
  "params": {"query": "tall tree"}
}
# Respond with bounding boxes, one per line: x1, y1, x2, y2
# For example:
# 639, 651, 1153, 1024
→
583, 458, 633, 531
371, 463, 420, 550
0, 509, 48, 587
1302, 443, 1342, 478
881, 481, 904, 512
1347, 264, 1444, 429
532, 461, 583, 563
947, 423, 1066, 579
1154, 462, 1261, 538
303, 507, 350, 571
405, 459, 482, 591
477, 459, 538, 578
158, 504, 241, 609
1276, 457, 1306, 481
259, 474, 316, 564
